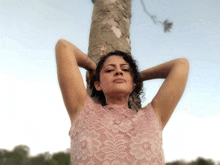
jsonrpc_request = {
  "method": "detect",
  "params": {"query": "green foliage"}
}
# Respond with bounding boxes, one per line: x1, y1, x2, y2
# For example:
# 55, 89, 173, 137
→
1, 145, 219, 165
0, 145, 70, 165
0, 146, 29, 165
5, 152, 23, 165
187, 157, 215, 165
52, 151, 70, 165
13, 145, 30, 164
24, 154, 47, 165
166, 159, 187, 165
166, 157, 216, 165
13, 145, 30, 158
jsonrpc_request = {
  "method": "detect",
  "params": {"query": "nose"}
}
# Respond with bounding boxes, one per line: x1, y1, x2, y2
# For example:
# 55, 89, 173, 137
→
115, 72, 123, 75
115, 67, 123, 75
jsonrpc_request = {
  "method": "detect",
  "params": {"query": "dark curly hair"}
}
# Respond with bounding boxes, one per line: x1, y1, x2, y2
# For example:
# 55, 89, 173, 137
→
89, 51, 144, 111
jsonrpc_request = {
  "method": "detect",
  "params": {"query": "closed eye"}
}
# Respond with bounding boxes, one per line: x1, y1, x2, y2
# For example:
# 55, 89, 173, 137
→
106, 69, 129, 72
106, 68, 130, 73
106, 70, 113, 72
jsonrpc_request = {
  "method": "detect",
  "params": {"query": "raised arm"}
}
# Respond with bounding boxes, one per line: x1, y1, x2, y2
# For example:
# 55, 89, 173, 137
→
140, 58, 189, 130
55, 39, 96, 122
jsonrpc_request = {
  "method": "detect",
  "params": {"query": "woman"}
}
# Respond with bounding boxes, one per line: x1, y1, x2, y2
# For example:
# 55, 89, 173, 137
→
55, 39, 189, 165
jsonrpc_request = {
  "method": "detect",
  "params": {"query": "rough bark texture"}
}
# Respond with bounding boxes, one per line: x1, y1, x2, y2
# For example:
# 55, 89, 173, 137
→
88, 0, 131, 63
87, 0, 142, 109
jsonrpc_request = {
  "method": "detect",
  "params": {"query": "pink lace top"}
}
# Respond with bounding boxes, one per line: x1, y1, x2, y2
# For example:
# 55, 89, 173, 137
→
69, 94, 165, 165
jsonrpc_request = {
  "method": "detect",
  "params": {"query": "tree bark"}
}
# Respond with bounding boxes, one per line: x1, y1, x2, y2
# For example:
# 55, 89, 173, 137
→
87, 0, 142, 109
88, 0, 131, 61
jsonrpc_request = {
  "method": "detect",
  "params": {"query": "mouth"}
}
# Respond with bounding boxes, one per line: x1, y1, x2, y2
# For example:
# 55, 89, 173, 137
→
113, 78, 126, 83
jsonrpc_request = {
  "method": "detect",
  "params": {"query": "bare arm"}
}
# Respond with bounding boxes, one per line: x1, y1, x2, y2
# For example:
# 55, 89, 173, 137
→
55, 39, 96, 121
140, 58, 189, 130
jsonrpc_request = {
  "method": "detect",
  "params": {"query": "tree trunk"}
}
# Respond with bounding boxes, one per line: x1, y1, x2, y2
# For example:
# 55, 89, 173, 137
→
87, 0, 142, 109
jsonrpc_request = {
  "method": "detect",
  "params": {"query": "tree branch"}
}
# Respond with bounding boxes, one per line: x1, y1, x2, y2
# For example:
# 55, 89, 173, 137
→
140, 0, 173, 32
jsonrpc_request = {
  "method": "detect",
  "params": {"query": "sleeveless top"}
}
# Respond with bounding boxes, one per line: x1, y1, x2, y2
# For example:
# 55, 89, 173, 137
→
69, 94, 165, 165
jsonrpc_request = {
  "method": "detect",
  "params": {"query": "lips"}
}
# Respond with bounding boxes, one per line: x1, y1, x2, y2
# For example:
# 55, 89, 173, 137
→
113, 78, 126, 82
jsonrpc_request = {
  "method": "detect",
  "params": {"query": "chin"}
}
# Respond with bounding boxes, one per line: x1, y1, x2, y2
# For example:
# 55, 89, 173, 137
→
106, 89, 132, 96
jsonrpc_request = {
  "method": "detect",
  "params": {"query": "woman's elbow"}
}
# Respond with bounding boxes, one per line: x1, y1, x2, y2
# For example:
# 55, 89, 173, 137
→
179, 58, 189, 67
177, 58, 190, 74
55, 39, 75, 59
55, 39, 68, 50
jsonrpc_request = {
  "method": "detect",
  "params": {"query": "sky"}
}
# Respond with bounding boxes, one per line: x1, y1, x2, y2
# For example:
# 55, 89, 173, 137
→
1, 0, 220, 163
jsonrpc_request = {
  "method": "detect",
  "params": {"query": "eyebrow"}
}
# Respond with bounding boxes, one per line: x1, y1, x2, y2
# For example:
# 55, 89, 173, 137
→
104, 63, 129, 69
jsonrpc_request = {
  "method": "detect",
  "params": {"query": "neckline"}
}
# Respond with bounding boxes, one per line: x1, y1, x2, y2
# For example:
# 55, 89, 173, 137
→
103, 104, 132, 113
103, 104, 129, 109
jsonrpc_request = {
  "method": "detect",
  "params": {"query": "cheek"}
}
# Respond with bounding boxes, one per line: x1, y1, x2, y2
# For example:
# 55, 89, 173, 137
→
128, 74, 134, 83
100, 75, 107, 83
99, 75, 110, 88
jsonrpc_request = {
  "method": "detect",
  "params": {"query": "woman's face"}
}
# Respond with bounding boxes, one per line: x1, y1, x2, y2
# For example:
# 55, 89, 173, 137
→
94, 55, 136, 97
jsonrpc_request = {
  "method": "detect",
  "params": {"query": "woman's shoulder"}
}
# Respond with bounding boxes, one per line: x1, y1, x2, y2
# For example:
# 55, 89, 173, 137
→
70, 93, 101, 122
84, 94, 101, 107
141, 102, 163, 130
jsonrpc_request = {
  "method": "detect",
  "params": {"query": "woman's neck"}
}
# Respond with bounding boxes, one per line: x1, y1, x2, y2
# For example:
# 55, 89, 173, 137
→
105, 94, 129, 107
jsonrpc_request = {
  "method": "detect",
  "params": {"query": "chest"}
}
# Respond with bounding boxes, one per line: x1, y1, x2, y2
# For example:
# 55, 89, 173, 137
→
71, 107, 162, 145
69, 107, 164, 164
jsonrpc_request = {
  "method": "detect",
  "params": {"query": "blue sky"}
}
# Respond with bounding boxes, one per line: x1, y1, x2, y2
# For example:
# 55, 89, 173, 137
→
1, 0, 220, 163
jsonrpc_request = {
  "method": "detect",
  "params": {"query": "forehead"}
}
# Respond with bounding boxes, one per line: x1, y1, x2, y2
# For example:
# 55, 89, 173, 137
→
103, 55, 128, 66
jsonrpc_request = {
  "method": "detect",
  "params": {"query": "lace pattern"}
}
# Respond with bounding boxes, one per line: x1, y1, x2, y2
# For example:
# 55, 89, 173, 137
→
69, 94, 165, 165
